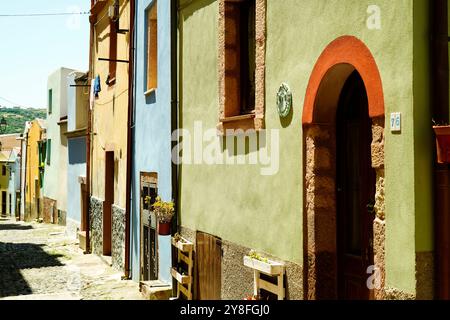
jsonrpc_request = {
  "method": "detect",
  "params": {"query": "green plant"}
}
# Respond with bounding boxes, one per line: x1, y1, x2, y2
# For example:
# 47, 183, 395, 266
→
153, 197, 175, 223
248, 250, 269, 263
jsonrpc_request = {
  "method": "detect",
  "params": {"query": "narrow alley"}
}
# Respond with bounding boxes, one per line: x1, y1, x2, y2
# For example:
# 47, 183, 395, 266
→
0, 218, 143, 300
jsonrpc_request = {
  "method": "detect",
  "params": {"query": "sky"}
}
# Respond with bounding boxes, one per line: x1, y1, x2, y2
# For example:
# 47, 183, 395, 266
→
0, 0, 90, 109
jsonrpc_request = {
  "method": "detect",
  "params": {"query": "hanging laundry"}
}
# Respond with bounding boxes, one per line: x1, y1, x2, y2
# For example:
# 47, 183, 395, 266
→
89, 78, 95, 110
94, 75, 102, 97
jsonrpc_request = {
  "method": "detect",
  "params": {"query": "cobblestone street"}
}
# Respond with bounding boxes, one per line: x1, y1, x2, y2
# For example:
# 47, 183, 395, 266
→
0, 218, 144, 300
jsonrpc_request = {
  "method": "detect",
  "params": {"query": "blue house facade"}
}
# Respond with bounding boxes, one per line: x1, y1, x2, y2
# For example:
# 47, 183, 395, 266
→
130, 0, 173, 285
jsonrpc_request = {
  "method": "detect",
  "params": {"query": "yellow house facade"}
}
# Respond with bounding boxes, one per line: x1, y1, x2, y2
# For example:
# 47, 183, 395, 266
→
89, 0, 131, 271
0, 150, 13, 217
24, 119, 46, 221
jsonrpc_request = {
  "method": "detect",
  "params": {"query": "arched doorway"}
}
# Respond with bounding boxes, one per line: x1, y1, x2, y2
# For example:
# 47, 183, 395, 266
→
302, 36, 385, 300
336, 71, 376, 299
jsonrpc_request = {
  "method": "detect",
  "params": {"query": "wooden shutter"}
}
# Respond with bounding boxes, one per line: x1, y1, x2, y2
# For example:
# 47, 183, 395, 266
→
224, 0, 242, 117
147, 3, 158, 91
196, 232, 222, 300
109, 20, 118, 81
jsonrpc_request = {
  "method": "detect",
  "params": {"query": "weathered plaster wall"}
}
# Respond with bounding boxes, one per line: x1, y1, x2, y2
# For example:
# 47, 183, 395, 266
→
44, 68, 72, 214
112, 204, 126, 271
179, 0, 427, 298
130, 0, 173, 283
91, 0, 130, 210
90, 196, 103, 256
25, 120, 45, 221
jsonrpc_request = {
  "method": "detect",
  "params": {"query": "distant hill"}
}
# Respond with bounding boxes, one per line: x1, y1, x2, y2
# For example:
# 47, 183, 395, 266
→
0, 107, 46, 134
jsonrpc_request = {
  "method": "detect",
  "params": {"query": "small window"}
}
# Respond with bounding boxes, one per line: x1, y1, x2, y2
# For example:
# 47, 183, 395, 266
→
2, 165, 6, 176
146, 2, 158, 93
46, 139, 51, 165
224, 0, 256, 117
48, 89, 53, 114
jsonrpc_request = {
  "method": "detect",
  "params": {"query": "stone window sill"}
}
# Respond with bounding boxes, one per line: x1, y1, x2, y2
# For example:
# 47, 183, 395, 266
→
217, 113, 264, 136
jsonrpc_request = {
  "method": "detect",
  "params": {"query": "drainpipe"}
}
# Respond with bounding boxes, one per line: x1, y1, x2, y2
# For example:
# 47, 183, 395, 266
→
170, 0, 180, 297
171, 1, 179, 232
124, 0, 136, 280
431, 0, 449, 300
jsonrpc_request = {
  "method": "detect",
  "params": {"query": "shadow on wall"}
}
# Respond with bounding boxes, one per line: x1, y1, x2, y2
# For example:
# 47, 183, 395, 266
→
0, 242, 64, 298
181, 0, 216, 20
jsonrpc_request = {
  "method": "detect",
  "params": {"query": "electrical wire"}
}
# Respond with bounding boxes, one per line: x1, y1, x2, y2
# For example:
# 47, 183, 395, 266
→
0, 96, 29, 108
0, 12, 90, 17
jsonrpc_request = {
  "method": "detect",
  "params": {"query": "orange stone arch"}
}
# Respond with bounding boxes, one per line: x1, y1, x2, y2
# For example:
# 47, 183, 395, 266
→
302, 35, 385, 125
302, 36, 386, 300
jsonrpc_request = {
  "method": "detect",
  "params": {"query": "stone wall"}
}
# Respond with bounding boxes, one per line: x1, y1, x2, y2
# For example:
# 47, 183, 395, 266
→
180, 227, 303, 300
371, 117, 386, 300
112, 205, 126, 271
304, 124, 337, 299
90, 197, 103, 256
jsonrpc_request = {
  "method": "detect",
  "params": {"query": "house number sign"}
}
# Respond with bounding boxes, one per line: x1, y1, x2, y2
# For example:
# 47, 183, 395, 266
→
277, 83, 292, 118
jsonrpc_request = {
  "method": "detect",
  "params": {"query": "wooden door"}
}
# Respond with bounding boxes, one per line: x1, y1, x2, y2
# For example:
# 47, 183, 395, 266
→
1, 191, 6, 216
80, 183, 87, 231
103, 151, 114, 256
196, 232, 222, 300
337, 71, 376, 300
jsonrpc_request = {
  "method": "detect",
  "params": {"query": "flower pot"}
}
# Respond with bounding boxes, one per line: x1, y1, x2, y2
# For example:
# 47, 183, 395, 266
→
434, 126, 450, 164
158, 221, 171, 236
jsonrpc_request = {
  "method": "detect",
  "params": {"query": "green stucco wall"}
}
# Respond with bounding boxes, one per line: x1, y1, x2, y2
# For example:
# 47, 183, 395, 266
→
179, 0, 432, 296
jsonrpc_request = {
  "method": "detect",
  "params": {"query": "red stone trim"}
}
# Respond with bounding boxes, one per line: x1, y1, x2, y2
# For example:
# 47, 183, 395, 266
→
302, 36, 384, 124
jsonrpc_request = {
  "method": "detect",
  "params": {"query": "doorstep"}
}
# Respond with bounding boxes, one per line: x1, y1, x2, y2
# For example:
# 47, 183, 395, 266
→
139, 280, 172, 300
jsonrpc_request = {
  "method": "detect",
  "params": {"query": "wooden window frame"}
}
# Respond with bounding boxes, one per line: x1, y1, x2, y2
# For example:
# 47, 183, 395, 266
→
145, 1, 158, 95
218, 0, 265, 135
108, 19, 118, 86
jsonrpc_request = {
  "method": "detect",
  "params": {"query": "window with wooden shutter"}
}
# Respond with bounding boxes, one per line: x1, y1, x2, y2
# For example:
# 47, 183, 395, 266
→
219, 0, 265, 134
108, 20, 118, 85
146, 2, 158, 93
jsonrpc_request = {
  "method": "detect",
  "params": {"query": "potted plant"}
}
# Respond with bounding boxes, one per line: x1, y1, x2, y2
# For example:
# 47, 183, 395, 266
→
433, 121, 450, 164
152, 196, 175, 236
243, 250, 285, 276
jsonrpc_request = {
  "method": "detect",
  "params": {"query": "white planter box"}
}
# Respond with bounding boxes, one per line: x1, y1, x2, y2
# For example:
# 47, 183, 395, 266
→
171, 237, 193, 252
243, 256, 285, 276
171, 268, 192, 285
